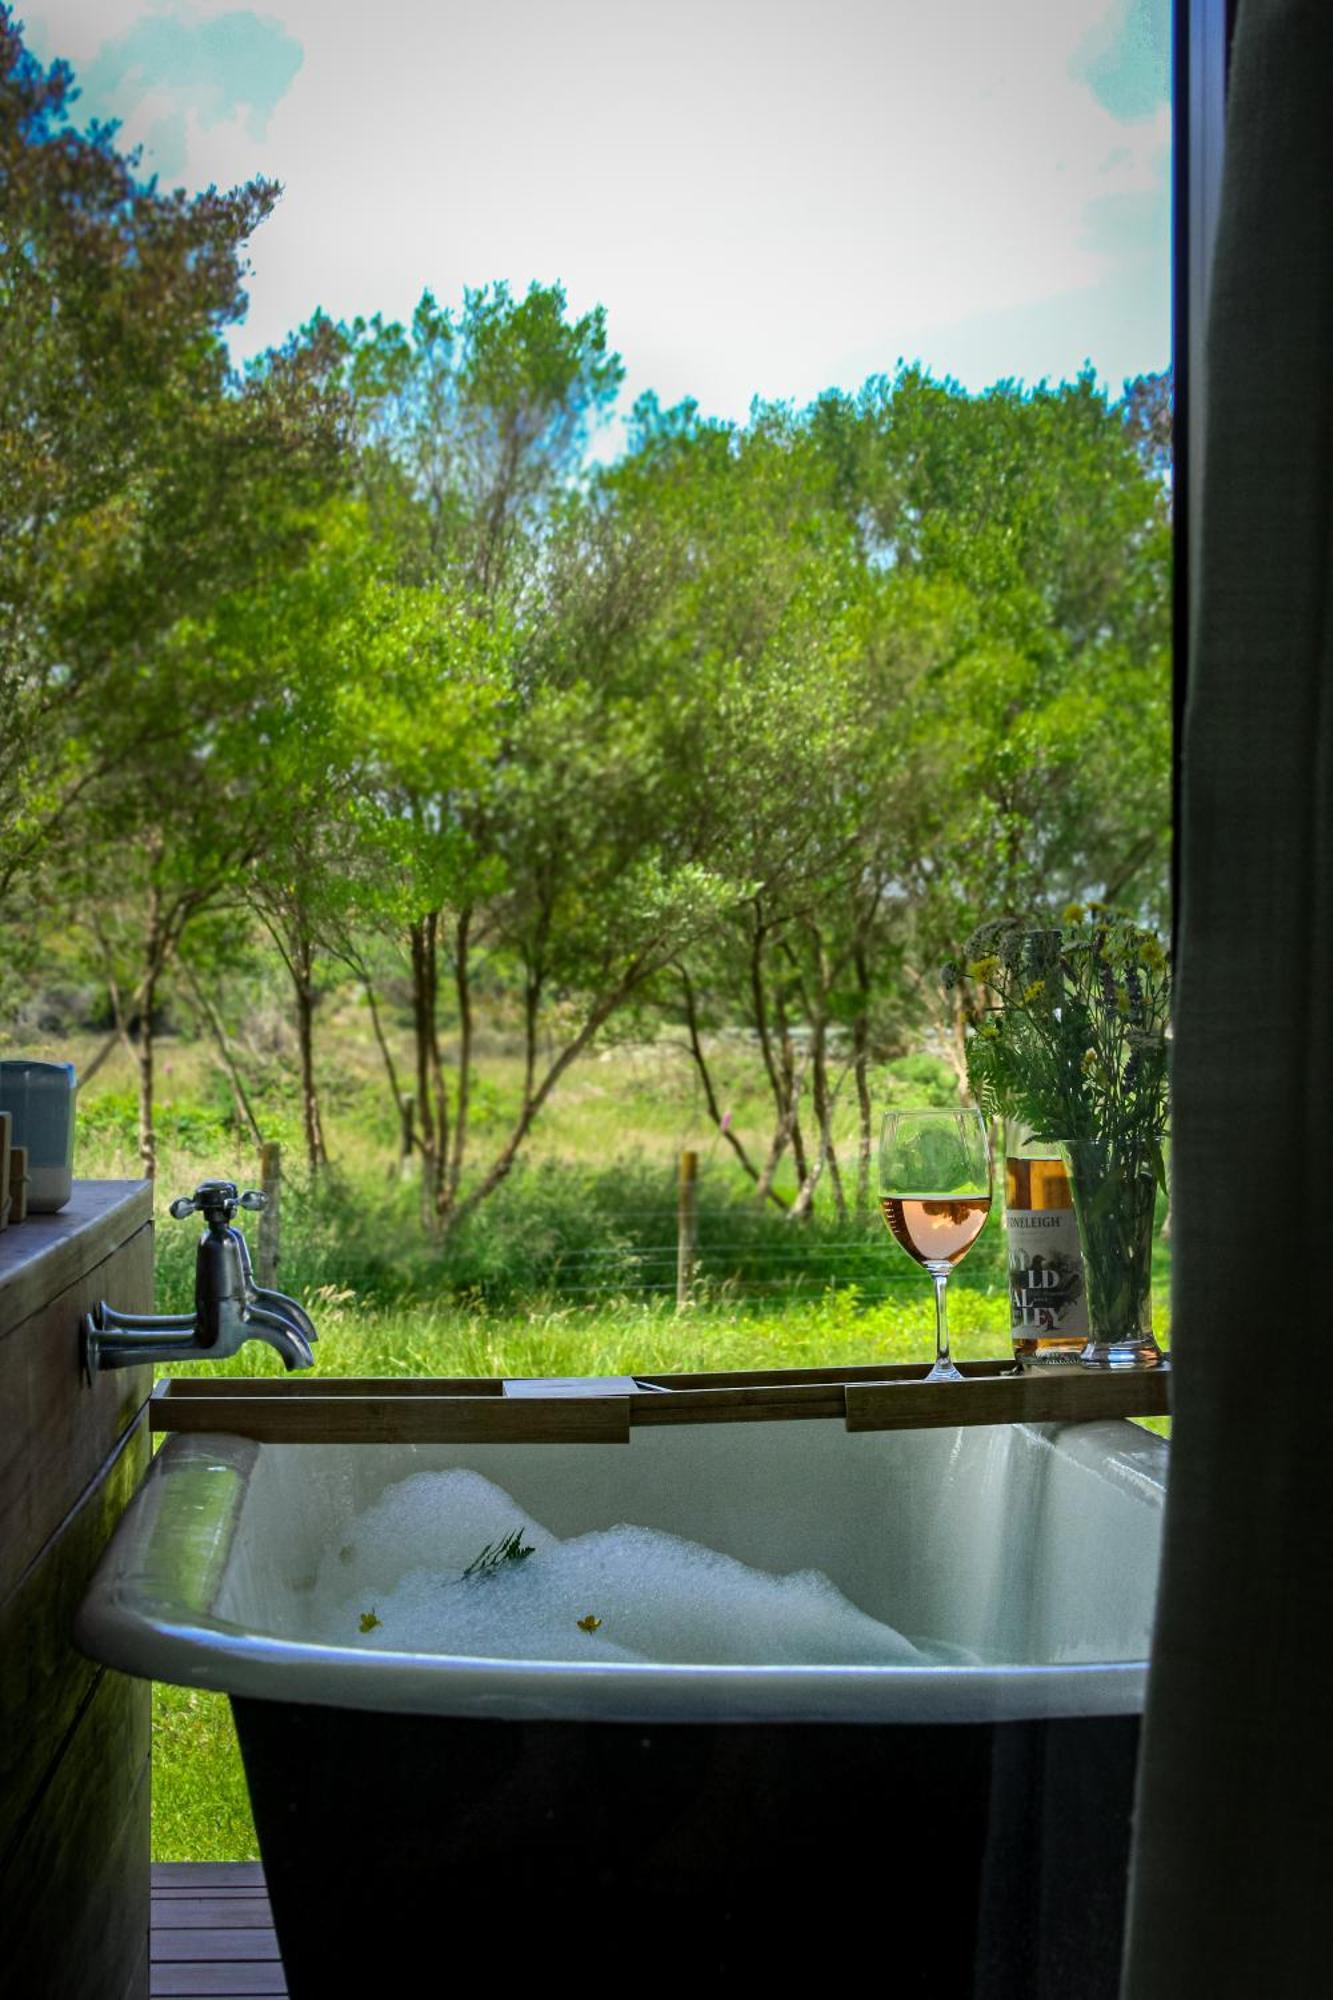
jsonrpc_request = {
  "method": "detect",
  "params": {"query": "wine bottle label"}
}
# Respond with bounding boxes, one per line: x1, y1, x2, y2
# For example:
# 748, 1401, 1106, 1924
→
1006, 1210, 1089, 1336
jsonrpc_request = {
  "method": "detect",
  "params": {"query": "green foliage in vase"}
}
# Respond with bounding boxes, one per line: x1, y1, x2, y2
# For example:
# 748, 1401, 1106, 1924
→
951, 908, 1170, 1340
951, 907, 1170, 1168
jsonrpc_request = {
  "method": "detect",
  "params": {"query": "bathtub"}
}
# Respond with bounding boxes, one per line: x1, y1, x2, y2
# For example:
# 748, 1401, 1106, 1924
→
78, 1416, 1166, 1996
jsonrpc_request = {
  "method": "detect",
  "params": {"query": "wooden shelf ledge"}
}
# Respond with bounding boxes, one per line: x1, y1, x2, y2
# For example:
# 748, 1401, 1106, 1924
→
148, 1360, 1170, 1445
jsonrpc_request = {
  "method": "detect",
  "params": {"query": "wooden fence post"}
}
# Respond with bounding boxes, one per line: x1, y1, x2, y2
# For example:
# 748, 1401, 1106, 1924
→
676, 1149, 698, 1310
258, 1140, 281, 1288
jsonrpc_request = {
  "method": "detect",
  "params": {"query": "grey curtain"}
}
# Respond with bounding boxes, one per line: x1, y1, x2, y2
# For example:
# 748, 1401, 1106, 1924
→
1122, 4, 1333, 1993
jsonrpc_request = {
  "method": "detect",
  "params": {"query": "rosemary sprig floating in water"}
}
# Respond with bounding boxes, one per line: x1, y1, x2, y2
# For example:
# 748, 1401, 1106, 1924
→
461, 1527, 536, 1580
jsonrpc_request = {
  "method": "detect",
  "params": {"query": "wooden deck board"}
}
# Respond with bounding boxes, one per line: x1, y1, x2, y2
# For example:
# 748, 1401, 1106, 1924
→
153, 1930, 283, 1962
150, 1969, 287, 1997
153, 1864, 266, 1889
153, 1895, 274, 1927
153, 1886, 271, 1899
151, 1864, 286, 1998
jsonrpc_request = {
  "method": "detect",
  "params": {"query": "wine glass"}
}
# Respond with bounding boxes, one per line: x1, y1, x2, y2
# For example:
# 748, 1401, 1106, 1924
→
879, 1107, 993, 1383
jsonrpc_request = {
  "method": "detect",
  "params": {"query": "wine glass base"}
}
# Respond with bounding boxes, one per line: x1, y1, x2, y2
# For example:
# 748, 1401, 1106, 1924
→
923, 1358, 965, 1384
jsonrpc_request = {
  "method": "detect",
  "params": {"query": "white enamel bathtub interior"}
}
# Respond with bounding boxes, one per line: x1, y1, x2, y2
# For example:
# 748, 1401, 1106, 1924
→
77, 1416, 1166, 1725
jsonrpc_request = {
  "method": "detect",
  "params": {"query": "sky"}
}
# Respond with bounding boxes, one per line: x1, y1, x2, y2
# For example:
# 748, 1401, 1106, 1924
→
19, 0, 1171, 445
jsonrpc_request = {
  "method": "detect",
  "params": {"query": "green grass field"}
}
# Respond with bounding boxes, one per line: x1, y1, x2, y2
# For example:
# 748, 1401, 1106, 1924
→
10, 1020, 1170, 1860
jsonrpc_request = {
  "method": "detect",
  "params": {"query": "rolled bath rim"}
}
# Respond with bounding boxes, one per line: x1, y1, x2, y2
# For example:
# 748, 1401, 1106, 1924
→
75, 1429, 1163, 1728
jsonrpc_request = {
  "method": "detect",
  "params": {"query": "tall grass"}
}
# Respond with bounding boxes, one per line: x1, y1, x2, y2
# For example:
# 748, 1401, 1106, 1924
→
68, 1029, 993, 1318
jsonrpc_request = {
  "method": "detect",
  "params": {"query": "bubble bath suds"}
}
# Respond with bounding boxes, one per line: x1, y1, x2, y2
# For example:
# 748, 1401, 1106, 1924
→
313, 1469, 936, 1667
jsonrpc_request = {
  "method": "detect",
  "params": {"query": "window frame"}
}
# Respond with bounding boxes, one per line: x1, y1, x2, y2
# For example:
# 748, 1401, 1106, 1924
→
1173, 0, 1238, 934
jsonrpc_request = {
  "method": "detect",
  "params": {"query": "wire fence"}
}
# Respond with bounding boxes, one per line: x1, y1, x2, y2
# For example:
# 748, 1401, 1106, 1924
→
236, 1143, 1006, 1312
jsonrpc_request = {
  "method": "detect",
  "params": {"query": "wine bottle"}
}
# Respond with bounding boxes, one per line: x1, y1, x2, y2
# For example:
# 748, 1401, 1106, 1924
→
1004, 1123, 1088, 1367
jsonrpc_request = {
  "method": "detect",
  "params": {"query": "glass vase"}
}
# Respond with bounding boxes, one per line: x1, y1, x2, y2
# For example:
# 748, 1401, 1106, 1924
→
1058, 1139, 1164, 1370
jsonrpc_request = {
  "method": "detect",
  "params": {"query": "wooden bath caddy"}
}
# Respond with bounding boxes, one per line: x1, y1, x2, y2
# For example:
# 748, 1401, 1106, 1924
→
148, 1358, 1171, 1445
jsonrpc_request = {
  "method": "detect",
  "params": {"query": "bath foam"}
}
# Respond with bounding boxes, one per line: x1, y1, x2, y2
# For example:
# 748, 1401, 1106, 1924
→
316, 1470, 927, 1667
316, 1468, 560, 1604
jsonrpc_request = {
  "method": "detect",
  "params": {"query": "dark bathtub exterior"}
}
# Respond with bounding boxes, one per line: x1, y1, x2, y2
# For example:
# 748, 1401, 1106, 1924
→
234, 1698, 1139, 1996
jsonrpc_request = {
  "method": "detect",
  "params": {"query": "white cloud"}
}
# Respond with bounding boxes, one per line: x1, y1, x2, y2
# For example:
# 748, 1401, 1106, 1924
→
23, 0, 1170, 417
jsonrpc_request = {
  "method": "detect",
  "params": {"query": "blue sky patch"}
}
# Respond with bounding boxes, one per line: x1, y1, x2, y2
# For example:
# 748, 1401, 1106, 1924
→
81, 7, 302, 179
1072, 0, 1170, 122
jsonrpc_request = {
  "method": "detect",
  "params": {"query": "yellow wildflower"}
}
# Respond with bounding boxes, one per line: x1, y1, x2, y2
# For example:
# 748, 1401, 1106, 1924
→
1021, 979, 1046, 1004
966, 955, 1001, 981
1062, 902, 1085, 925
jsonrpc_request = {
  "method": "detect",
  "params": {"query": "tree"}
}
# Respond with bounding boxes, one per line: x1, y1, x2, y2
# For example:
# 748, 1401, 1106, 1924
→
337, 282, 700, 1230
0, 16, 332, 893
331, 573, 509, 1222
206, 501, 378, 1173
47, 431, 353, 1177
347, 282, 623, 603
0, 12, 353, 1166
1121, 367, 1174, 491
585, 371, 1173, 1210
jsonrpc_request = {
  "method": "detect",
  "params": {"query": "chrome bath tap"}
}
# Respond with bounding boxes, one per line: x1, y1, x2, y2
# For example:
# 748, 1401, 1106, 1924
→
82, 1179, 318, 1374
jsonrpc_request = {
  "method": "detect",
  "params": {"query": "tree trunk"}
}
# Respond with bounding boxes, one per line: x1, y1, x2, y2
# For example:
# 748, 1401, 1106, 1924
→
294, 976, 324, 1172
253, 900, 329, 1173
409, 919, 434, 1218
409, 914, 448, 1228
442, 908, 474, 1216
180, 964, 264, 1147
677, 965, 788, 1208
753, 1040, 810, 1209
91, 862, 214, 1184
773, 982, 810, 1194
811, 1019, 848, 1223
948, 988, 971, 1095
748, 925, 808, 1203
853, 944, 874, 1215
270, 915, 327, 1175
338, 944, 419, 1178
135, 974, 157, 1180
121, 887, 172, 1183
447, 958, 652, 1233
800, 925, 847, 1223
356, 967, 409, 1166
748, 918, 784, 1118
788, 1016, 850, 1224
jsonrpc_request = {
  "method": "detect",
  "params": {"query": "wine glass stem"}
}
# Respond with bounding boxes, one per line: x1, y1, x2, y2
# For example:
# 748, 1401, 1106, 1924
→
932, 1270, 952, 1373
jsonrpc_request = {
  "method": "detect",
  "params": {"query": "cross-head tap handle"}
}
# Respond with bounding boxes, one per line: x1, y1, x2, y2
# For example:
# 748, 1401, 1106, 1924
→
168, 1181, 267, 1226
